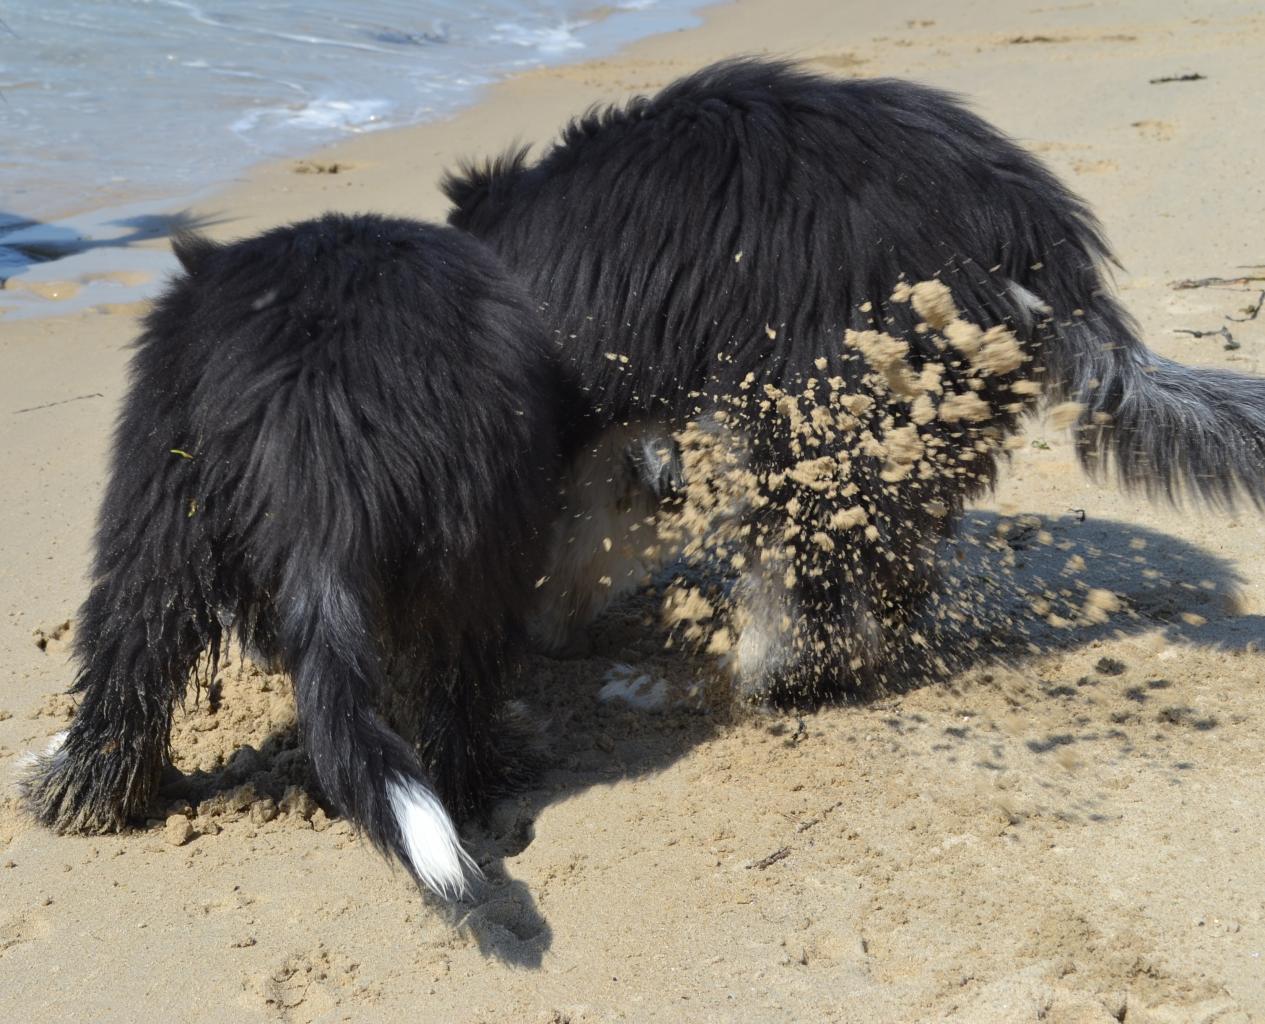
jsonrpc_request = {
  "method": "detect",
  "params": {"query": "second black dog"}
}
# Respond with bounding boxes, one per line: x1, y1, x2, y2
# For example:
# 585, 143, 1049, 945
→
445, 58, 1265, 698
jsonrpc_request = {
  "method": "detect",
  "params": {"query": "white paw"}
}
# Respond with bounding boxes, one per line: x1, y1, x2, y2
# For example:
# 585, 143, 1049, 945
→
599, 663, 670, 711
12, 730, 67, 779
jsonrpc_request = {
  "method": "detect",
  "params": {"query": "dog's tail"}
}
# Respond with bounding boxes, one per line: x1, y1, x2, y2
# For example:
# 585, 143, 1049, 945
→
277, 560, 478, 899
1007, 235, 1265, 510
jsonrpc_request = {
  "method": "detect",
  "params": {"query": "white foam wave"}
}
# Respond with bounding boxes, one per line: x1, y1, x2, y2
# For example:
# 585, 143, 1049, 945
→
491, 20, 588, 55
231, 98, 393, 137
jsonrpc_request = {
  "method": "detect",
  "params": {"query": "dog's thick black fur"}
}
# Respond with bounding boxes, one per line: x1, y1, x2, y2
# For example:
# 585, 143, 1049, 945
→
445, 58, 1265, 696
20, 213, 565, 896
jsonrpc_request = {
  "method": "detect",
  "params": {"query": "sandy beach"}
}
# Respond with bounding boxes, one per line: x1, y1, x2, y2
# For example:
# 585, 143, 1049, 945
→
3, 0, 1264, 1020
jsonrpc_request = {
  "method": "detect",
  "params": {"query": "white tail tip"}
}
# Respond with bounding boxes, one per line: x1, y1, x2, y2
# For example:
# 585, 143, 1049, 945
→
385, 775, 479, 899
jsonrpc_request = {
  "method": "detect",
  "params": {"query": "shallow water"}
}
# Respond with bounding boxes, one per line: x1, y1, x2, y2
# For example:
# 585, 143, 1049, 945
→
0, 0, 706, 317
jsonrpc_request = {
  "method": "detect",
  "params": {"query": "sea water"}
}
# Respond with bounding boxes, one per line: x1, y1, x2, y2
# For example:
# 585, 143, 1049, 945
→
0, 0, 708, 316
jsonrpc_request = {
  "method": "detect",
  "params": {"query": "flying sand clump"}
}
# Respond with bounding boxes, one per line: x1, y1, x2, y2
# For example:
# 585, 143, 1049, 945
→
654, 279, 1115, 695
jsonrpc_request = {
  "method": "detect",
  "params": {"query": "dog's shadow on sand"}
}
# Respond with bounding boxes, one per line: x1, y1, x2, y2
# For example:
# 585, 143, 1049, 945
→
0, 208, 222, 287
901, 508, 1261, 682
161, 510, 1262, 967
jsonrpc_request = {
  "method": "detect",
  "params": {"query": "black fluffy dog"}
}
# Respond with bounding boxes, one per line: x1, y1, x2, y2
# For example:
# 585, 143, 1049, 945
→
444, 58, 1265, 696
20, 213, 564, 897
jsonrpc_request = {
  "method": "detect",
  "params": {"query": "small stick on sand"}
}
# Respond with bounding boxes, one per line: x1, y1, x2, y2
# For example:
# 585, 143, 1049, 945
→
751, 847, 791, 870
1226, 289, 1265, 323
14, 392, 104, 414
1169, 275, 1265, 290
1174, 326, 1239, 351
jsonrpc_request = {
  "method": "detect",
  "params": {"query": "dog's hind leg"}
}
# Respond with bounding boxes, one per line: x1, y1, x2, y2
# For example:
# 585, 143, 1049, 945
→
19, 466, 223, 833
725, 535, 914, 703
401, 632, 544, 824
717, 420, 952, 702
276, 560, 478, 898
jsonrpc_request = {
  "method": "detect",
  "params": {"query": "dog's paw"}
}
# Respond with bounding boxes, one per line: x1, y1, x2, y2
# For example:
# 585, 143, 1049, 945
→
598, 663, 671, 711
599, 662, 714, 712
12, 730, 67, 776
15, 731, 146, 834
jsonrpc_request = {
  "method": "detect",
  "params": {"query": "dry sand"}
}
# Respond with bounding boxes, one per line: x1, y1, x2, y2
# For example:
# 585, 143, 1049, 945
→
2, 0, 1264, 1020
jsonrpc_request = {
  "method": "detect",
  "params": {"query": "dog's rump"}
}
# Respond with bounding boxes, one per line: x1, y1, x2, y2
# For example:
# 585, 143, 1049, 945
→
21, 214, 564, 897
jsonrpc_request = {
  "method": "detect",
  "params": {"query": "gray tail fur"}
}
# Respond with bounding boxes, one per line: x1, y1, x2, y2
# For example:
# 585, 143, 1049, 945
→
1022, 280, 1265, 510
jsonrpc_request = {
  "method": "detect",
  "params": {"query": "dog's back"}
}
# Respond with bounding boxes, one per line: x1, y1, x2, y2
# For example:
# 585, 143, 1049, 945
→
446, 61, 1064, 417
164, 214, 559, 594
447, 58, 1265, 510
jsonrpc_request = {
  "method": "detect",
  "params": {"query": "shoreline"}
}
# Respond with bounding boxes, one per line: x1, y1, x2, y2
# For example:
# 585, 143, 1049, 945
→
7, 0, 1263, 326
0, 0, 720, 321
3, 1, 1265, 1021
